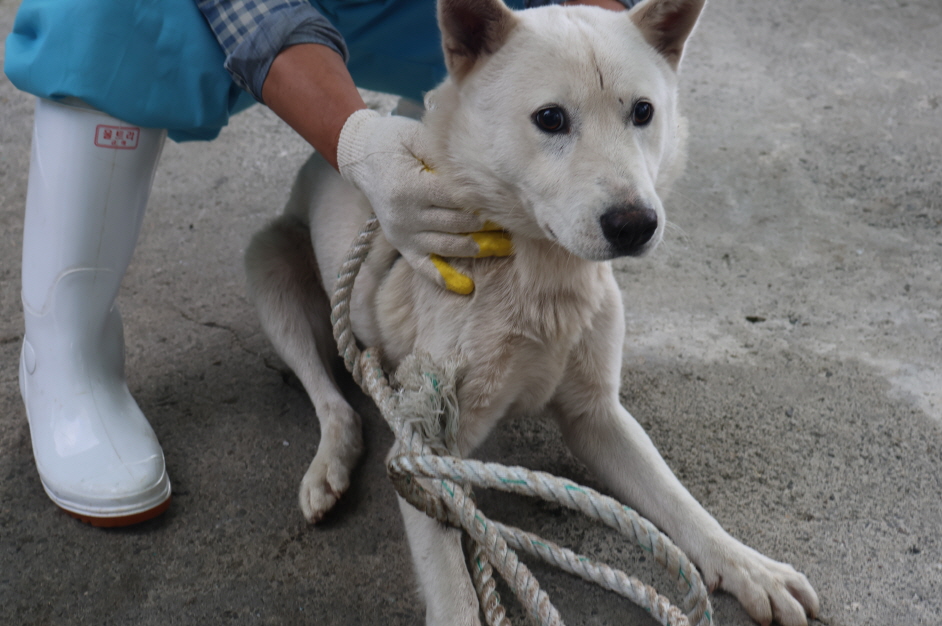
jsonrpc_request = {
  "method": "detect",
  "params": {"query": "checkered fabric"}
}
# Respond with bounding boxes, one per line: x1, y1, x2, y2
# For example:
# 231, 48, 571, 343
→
197, 0, 307, 57
196, 0, 347, 101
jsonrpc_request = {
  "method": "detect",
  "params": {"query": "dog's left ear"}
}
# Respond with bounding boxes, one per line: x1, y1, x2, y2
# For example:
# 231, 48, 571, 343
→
629, 0, 705, 70
439, 0, 518, 82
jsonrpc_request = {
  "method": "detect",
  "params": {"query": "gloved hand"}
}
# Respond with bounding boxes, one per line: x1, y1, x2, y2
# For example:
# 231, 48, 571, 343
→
337, 109, 512, 294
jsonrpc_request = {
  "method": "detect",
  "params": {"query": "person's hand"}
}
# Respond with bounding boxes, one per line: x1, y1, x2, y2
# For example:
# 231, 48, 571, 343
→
337, 109, 512, 294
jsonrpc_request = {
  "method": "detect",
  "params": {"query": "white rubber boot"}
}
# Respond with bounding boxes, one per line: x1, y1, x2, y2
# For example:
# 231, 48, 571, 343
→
19, 98, 171, 526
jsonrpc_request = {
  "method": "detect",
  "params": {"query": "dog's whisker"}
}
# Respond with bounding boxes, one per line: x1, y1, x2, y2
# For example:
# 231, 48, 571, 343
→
664, 219, 688, 239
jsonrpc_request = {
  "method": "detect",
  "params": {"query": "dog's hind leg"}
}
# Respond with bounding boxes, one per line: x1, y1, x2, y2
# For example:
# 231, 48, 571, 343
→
245, 215, 363, 523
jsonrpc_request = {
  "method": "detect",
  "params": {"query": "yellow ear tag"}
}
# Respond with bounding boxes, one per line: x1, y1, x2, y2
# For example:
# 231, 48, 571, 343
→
430, 254, 475, 295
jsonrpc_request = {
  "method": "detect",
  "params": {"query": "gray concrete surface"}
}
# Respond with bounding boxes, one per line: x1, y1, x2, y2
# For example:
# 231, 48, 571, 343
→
1, 0, 940, 624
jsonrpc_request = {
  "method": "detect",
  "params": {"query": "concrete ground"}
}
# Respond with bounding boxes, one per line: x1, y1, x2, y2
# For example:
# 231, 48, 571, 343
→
1, 0, 940, 624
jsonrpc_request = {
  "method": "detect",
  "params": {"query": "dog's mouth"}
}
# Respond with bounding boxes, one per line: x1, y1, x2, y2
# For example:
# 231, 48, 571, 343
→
538, 209, 660, 262
538, 220, 617, 262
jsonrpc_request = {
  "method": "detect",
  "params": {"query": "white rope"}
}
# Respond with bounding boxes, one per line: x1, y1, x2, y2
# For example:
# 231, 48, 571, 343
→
329, 216, 713, 626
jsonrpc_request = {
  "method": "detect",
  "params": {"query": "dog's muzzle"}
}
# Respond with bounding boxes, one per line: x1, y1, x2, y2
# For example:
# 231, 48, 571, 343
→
599, 204, 658, 257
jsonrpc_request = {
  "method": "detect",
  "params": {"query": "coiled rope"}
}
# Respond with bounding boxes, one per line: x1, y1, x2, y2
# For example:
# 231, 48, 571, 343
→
329, 216, 713, 626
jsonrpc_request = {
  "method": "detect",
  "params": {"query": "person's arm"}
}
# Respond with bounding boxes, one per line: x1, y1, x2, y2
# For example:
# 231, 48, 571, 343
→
195, 0, 490, 292
195, 1, 361, 168
261, 43, 366, 170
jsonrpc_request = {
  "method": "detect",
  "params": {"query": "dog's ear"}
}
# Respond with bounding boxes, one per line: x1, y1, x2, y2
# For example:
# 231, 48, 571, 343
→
629, 0, 705, 70
438, 0, 518, 81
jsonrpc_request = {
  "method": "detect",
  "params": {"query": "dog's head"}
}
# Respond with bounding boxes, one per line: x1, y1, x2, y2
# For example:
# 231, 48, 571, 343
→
427, 0, 705, 261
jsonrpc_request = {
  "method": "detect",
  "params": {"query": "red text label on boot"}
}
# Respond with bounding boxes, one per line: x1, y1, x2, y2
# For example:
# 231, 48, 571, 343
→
94, 125, 140, 150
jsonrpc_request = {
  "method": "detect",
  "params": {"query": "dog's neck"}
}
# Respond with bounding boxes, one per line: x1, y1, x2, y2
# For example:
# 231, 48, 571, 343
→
465, 234, 611, 345
506, 235, 607, 296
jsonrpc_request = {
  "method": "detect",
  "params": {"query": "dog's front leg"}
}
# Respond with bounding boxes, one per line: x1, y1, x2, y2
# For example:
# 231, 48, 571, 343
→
398, 493, 481, 626
554, 397, 819, 625
551, 288, 819, 626
392, 400, 502, 626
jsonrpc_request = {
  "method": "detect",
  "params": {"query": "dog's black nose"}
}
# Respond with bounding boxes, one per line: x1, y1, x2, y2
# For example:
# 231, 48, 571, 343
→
599, 205, 658, 256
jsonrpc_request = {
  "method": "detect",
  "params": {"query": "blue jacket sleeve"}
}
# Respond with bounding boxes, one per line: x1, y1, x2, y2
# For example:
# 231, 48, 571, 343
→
196, 0, 348, 103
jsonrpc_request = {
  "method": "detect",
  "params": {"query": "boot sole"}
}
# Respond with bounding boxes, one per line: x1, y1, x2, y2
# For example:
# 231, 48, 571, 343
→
61, 495, 171, 527
39, 472, 173, 528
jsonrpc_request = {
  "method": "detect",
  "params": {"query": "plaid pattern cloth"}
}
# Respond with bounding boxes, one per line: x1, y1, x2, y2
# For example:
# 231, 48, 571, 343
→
197, 0, 306, 58
196, 0, 347, 102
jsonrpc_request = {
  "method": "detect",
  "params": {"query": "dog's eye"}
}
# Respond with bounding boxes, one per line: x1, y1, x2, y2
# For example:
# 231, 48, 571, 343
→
632, 101, 654, 126
533, 107, 568, 134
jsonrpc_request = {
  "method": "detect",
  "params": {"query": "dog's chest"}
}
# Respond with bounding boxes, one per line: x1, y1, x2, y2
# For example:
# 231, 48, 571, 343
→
453, 258, 612, 414
375, 247, 614, 450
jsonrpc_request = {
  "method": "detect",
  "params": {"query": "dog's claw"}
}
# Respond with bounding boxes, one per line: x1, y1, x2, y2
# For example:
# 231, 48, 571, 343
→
704, 544, 819, 626
299, 454, 352, 523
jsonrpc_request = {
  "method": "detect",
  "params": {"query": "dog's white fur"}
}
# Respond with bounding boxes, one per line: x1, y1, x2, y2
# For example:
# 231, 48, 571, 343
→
244, 1, 820, 624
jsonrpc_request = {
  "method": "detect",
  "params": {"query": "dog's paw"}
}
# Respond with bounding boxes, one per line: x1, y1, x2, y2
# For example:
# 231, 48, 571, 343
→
702, 543, 819, 626
298, 453, 353, 523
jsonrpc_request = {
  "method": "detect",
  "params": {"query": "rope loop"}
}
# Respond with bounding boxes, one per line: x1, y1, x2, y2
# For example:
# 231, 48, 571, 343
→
330, 216, 713, 626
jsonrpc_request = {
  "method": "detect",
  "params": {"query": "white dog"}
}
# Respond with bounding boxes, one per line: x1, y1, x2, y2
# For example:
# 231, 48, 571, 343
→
245, 0, 820, 624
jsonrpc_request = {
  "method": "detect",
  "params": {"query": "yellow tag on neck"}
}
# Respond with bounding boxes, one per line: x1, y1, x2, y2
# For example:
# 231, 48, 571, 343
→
470, 231, 513, 258
430, 254, 475, 295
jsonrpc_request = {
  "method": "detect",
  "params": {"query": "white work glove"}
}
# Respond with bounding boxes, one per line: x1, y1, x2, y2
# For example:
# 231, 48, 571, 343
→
337, 109, 512, 295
